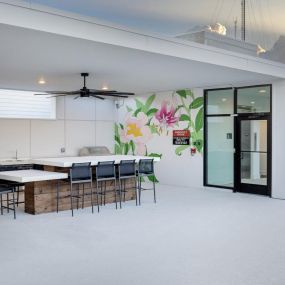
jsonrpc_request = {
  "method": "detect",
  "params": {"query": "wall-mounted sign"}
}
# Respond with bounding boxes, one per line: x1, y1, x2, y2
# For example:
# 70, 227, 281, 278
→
173, 130, 190, 145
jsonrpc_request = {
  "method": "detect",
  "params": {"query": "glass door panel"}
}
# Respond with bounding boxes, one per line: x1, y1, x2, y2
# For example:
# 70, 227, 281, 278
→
237, 117, 269, 195
241, 152, 267, 186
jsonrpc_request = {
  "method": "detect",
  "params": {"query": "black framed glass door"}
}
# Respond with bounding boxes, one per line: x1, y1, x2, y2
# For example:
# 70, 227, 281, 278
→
204, 84, 272, 196
235, 115, 271, 196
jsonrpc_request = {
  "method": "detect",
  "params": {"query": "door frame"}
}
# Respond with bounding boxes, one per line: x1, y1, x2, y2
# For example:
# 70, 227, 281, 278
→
234, 114, 272, 196
203, 84, 272, 196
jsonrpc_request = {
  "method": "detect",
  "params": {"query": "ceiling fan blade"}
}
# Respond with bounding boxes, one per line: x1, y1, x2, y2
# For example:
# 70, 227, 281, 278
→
89, 91, 133, 95
89, 89, 117, 93
48, 95, 67, 98
94, 92, 135, 96
35, 94, 66, 98
112, 92, 135, 95
73, 95, 80, 100
90, 95, 105, 100
44, 91, 81, 95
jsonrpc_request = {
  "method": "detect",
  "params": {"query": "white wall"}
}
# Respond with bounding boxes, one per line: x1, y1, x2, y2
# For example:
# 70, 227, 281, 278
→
272, 80, 285, 199
0, 97, 115, 159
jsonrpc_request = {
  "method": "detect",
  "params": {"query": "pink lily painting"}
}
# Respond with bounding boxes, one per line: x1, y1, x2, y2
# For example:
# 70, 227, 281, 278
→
155, 100, 179, 129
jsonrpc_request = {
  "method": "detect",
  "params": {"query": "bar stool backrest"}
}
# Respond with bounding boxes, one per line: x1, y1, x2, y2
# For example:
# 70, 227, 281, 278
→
70, 162, 92, 182
119, 160, 136, 177
96, 161, 116, 180
0, 184, 14, 193
138, 159, 154, 175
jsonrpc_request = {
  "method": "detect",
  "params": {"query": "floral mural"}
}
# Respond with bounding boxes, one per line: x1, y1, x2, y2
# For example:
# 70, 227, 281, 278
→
115, 89, 204, 182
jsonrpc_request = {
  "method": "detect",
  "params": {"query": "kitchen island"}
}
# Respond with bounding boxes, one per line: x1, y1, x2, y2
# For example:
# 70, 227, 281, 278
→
0, 155, 159, 215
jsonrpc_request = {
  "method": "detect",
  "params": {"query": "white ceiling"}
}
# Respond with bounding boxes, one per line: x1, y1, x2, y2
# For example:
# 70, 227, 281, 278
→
20, 0, 284, 50
0, 24, 276, 94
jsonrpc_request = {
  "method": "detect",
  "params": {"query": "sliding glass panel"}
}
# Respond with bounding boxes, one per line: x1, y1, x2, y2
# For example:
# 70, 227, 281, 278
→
207, 116, 234, 187
207, 89, 234, 115
237, 86, 270, 114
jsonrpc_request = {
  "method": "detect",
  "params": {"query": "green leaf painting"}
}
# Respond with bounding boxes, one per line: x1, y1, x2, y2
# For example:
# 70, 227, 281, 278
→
195, 108, 204, 132
146, 108, 158, 117
143, 94, 156, 113
189, 97, 203, 109
114, 89, 204, 183
175, 145, 190, 156
176, 89, 194, 99
180, 114, 191, 121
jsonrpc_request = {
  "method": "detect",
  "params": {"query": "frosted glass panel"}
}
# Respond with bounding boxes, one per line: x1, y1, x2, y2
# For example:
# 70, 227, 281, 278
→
207, 89, 234, 115
207, 117, 234, 187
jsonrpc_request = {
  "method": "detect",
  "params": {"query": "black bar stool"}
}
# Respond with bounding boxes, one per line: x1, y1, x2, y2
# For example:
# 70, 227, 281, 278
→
0, 180, 25, 207
0, 184, 16, 219
137, 159, 156, 205
96, 161, 118, 210
118, 160, 137, 207
68, 162, 96, 216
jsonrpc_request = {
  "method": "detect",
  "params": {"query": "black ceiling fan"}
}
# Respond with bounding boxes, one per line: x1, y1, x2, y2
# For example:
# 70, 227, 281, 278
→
35, 73, 135, 100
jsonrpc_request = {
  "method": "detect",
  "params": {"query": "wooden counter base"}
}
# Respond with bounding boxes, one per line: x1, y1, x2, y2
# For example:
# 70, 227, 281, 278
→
25, 178, 136, 215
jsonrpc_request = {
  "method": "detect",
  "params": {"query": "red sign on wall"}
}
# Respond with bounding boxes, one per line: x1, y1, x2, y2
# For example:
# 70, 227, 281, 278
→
173, 130, 190, 145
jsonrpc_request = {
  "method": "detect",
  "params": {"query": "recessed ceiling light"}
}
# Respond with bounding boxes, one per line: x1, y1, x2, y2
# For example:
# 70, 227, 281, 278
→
222, 98, 227, 102
102, 85, 108, 90
259, 89, 266, 93
38, 78, 46, 85
251, 101, 255, 105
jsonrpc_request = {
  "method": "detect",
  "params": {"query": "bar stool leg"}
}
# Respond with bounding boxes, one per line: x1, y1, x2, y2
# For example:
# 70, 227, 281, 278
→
90, 182, 94, 214
153, 179, 156, 203
56, 181, 59, 213
104, 181, 106, 206
123, 180, 126, 202
134, 178, 138, 206
82, 184, 85, 209
76, 184, 79, 210
0, 194, 2, 215
114, 179, 118, 210
12, 188, 16, 219
17, 187, 20, 207
100, 181, 103, 206
70, 183, 74, 217
7, 193, 9, 213
138, 176, 142, 205
96, 180, 100, 213
118, 178, 122, 209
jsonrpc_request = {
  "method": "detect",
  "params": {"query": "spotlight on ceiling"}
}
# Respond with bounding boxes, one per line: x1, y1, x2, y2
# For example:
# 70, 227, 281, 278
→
38, 78, 46, 85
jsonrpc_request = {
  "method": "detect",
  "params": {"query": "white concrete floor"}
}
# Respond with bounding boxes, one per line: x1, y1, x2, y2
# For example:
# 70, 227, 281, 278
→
1, 185, 285, 285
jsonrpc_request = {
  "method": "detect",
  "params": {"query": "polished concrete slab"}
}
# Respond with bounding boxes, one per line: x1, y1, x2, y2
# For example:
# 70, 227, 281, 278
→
1, 184, 285, 285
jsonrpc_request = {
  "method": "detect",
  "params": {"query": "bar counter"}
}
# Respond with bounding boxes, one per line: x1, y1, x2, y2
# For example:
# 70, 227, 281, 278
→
0, 155, 159, 215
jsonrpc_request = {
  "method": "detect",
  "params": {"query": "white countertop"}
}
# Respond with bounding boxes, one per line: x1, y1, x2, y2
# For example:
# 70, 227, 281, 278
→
31, 155, 160, 168
0, 159, 32, 166
0, 170, 68, 183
